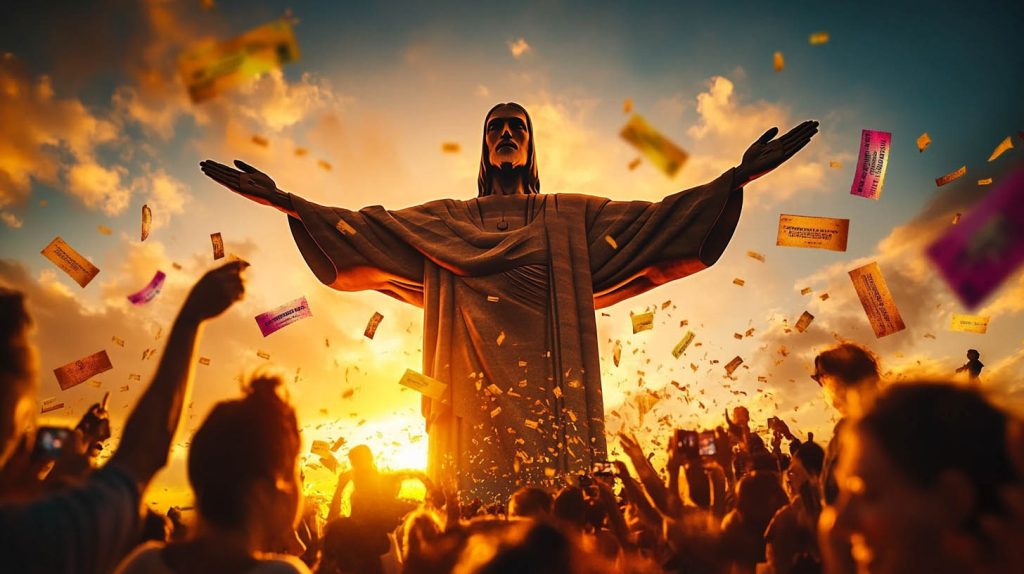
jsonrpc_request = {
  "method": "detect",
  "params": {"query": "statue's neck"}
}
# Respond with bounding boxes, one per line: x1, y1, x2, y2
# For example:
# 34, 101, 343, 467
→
488, 171, 527, 195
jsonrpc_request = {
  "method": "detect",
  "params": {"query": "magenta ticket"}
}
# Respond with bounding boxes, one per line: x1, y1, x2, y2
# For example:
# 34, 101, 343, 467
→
127, 270, 166, 305
255, 296, 313, 337
850, 129, 892, 200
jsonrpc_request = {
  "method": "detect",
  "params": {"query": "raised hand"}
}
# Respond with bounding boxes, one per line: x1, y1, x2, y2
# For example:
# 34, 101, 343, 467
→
736, 120, 819, 186
181, 260, 249, 322
199, 159, 294, 214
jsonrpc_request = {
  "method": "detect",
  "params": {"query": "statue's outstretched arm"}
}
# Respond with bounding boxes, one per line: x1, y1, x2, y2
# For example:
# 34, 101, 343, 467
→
200, 159, 297, 217
734, 120, 819, 188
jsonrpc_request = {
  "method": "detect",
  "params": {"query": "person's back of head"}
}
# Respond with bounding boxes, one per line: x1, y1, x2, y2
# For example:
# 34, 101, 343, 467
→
348, 443, 376, 476
0, 287, 37, 470
814, 342, 880, 415
400, 508, 444, 564
857, 381, 1015, 522
188, 372, 301, 544
735, 471, 788, 531
455, 520, 614, 574
552, 486, 587, 530
793, 440, 825, 478
509, 486, 553, 519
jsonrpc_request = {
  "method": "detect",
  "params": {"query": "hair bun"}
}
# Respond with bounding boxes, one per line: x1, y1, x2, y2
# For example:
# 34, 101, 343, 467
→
246, 374, 286, 405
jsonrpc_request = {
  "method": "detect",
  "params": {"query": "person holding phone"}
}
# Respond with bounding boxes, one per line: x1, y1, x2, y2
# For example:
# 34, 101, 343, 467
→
0, 261, 248, 574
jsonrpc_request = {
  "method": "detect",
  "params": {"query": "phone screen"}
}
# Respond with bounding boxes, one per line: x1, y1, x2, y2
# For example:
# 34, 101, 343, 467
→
674, 430, 700, 458
591, 461, 616, 476
33, 427, 72, 460
698, 431, 717, 456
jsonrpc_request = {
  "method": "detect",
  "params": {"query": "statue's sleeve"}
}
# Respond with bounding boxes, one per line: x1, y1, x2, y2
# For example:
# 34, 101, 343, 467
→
287, 194, 426, 307
584, 168, 744, 309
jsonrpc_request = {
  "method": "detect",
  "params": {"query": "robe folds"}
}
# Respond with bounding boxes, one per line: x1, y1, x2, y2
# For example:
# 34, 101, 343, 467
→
288, 168, 743, 503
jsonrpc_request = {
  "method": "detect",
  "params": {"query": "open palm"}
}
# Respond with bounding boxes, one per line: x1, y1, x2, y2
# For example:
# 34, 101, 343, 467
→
738, 120, 819, 185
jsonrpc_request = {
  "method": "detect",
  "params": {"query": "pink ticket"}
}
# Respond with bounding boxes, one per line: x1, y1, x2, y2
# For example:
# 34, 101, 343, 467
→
127, 271, 166, 305
927, 163, 1024, 308
850, 129, 892, 200
255, 296, 312, 337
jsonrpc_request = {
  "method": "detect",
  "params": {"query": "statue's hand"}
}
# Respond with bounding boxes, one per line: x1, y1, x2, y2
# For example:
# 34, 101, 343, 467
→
200, 159, 283, 208
736, 120, 819, 186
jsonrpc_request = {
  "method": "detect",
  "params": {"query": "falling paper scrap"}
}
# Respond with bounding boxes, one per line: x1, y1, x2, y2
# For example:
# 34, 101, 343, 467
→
627, 158, 642, 170
441, 142, 460, 153
319, 453, 340, 473
311, 440, 332, 457
255, 296, 313, 337
623, 99, 632, 114
724, 356, 744, 376
988, 136, 1014, 162
211, 233, 225, 260
496, 331, 506, 346
851, 129, 891, 200
619, 114, 689, 177
849, 262, 906, 338
978, 178, 993, 186
773, 51, 784, 72
795, 311, 815, 333
820, 293, 830, 301
127, 271, 166, 305
317, 160, 332, 171
398, 369, 448, 401
604, 235, 618, 250
363, 311, 384, 339
672, 331, 695, 359
336, 218, 357, 235
41, 400, 65, 414
829, 161, 842, 169
950, 314, 990, 334
800, 287, 813, 295
733, 278, 746, 286
809, 32, 830, 44
53, 350, 113, 391
612, 340, 622, 366
41, 237, 100, 288
631, 311, 655, 333
917, 133, 931, 153
936, 165, 967, 187
111, 336, 125, 347
952, 213, 961, 225
97, 225, 112, 236
198, 357, 211, 366
747, 251, 765, 262
141, 204, 152, 241
776, 214, 849, 252
251, 135, 269, 147
295, 147, 308, 156
256, 350, 271, 360
178, 18, 300, 103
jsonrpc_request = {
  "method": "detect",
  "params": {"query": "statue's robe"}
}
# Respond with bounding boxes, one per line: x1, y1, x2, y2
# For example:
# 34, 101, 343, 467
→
288, 169, 743, 502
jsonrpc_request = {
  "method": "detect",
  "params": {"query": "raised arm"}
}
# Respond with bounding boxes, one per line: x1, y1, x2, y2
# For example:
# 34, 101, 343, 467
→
200, 159, 297, 217
108, 261, 247, 486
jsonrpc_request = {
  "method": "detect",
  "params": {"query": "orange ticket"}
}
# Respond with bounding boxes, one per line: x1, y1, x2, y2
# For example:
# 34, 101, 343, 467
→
776, 214, 849, 252
936, 166, 966, 187
950, 314, 989, 334
848, 262, 906, 338
399, 369, 448, 401
41, 237, 100, 288
53, 350, 113, 391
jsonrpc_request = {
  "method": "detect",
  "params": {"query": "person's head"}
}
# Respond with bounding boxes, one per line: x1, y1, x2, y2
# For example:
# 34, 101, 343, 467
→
813, 342, 881, 415
832, 382, 1019, 574
731, 406, 750, 426
188, 372, 301, 548
400, 508, 445, 565
0, 288, 37, 470
347, 443, 376, 474
967, 349, 980, 361
509, 486, 553, 519
552, 486, 587, 530
785, 440, 824, 497
735, 471, 788, 530
478, 102, 540, 196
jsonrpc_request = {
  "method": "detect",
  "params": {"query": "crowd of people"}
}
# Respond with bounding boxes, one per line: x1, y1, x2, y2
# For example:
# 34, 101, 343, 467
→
1, 262, 1022, 573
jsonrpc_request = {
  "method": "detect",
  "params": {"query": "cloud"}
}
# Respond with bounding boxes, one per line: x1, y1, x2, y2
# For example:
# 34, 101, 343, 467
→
1, 212, 22, 228
131, 169, 191, 231
66, 161, 132, 216
0, 54, 121, 210
682, 76, 828, 207
235, 70, 343, 133
508, 38, 531, 59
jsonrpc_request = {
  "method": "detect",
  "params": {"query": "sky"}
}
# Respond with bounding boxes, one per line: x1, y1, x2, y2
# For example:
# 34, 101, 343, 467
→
1, 0, 1023, 510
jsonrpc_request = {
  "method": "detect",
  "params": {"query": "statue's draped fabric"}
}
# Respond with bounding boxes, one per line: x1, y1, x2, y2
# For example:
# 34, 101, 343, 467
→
288, 169, 743, 502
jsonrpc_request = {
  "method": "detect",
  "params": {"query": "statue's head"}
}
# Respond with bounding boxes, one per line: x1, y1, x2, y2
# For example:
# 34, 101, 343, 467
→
478, 102, 540, 196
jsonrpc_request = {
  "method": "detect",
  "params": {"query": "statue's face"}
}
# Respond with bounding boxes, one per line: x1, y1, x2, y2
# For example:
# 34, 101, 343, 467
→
485, 107, 530, 171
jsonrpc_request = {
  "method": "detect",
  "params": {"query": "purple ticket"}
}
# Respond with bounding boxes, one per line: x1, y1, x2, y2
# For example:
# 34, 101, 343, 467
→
850, 129, 892, 200
255, 296, 312, 337
127, 270, 166, 305
926, 163, 1024, 308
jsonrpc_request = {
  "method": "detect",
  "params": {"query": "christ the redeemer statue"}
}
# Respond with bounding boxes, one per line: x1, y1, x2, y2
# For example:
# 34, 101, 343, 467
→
201, 103, 818, 502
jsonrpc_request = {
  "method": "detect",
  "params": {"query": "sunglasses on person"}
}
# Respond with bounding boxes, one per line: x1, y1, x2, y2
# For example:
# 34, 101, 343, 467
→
811, 362, 825, 386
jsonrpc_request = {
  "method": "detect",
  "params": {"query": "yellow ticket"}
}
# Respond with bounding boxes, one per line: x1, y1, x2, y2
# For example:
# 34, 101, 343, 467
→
41, 236, 100, 288
619, 114, 689, 177
935, 165, 966, 186
631, 311, 655, 333
776, 214, 849, 252
848, 262, 906, 338
672, 331, 695, 358
178, 19, 300, 103
950, 314, 989, 334
399, 369, 448, 401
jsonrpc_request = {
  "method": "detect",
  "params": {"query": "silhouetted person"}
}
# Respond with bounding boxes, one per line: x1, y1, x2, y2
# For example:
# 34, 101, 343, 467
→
0, 261, 247, 574
509, 486, 553, 519
955, 349, 984, 382
766, 441, 825, 574
721, 471, 789, 574
115, 373, 310, 573
201, 106, 819, 501
829, 382, 1021, 574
